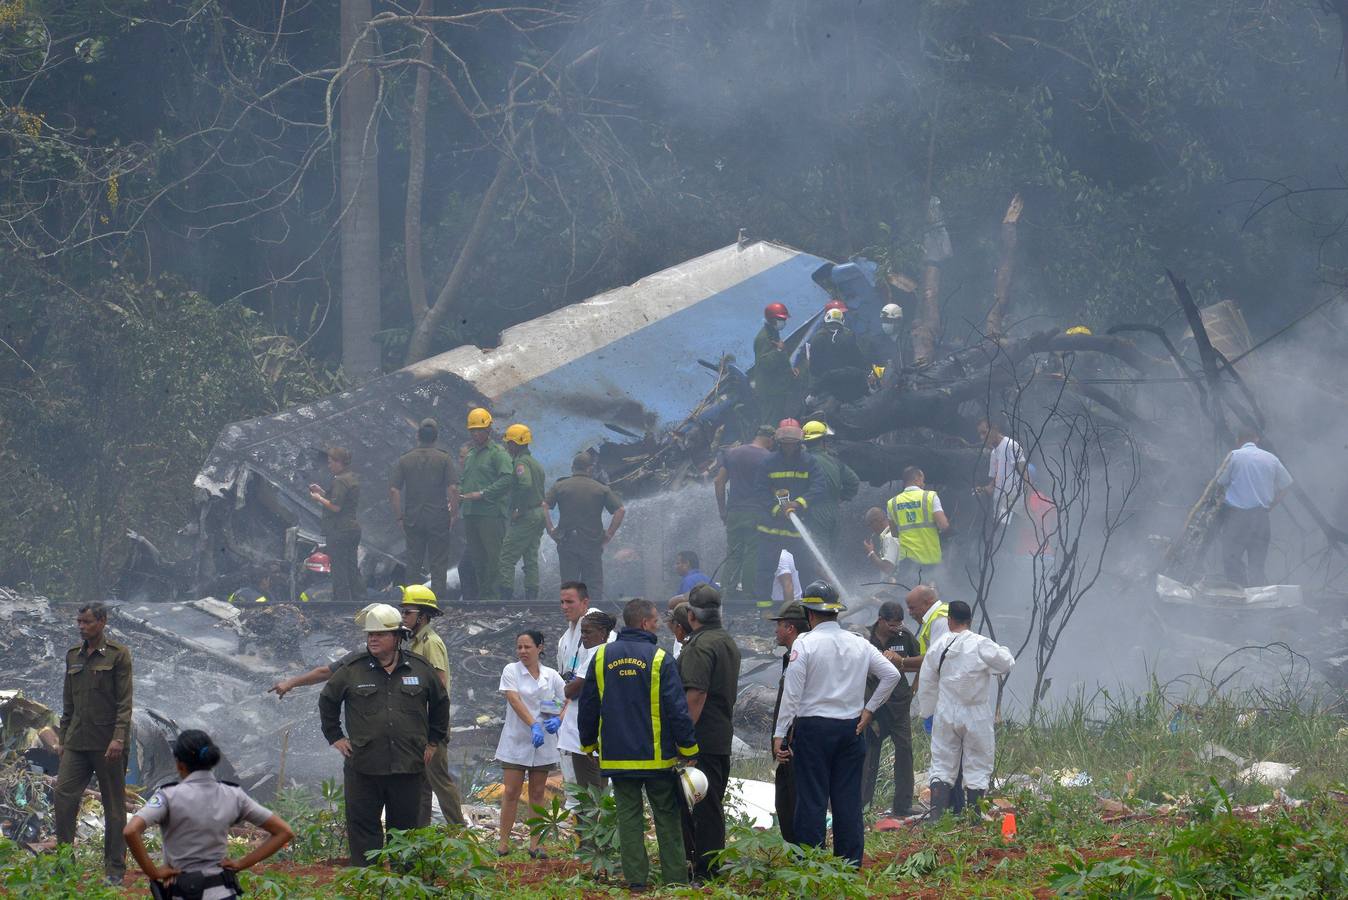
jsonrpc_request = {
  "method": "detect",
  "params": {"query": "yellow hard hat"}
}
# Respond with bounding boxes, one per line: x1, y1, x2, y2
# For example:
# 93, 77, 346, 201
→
355, 602, 404, 633
872, 365, 886, 380
400, 584, 440, 615
503, 423, 532, 446
1065, 325, 1092, 336
467, 407, 493, 429
802, 420, 833, 442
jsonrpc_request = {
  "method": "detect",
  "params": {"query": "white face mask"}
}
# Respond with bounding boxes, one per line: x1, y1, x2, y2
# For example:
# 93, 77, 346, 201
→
881, 322, 899, 336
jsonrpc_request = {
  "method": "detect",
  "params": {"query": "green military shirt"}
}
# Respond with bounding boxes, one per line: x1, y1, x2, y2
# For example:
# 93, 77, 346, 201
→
318, 650, 449, 776
507, 449, 547, 517
677, 624, 741, 756
810, 448, 861, 533
545, 474, 622, 544
322, 470, 361, 536
60, 639, 133, 752
391, 446, 456, 528
460, 442, 514, 518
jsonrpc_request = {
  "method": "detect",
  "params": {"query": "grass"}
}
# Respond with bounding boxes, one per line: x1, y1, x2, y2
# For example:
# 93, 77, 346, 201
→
8, 681, 1348, 898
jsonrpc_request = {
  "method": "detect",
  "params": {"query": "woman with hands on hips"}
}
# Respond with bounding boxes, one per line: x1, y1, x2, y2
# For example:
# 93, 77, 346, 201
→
494, 629, 566, 859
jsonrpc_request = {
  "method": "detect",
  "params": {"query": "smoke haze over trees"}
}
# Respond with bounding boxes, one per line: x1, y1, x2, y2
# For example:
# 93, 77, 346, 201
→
2, 0, 1348, 595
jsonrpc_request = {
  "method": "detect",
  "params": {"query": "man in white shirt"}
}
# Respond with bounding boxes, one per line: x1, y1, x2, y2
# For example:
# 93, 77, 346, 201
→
772, 581, 900, 866
917, 601, 1014, 820
556, 581, 611, 809
1216, 431, 1293, 586
976, 417, 1026, 525
771, 550, 802, 605
862, 508, 901, 581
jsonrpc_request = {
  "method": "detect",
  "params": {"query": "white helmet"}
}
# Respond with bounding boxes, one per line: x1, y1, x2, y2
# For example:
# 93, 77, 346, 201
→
679, 766, 709, 809
356, 602, 403, 633
823, 308, 845, 326
881, 303, 903, 321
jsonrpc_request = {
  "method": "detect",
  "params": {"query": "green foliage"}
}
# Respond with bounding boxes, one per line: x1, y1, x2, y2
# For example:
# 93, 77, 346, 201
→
523, 794, 569, 848
0, 841, 123, 898
0, 267, 335, 597
712, 823, 868, 898
568, 783, 623, 879
273, 779, 348, 863
339, 826, 494, 896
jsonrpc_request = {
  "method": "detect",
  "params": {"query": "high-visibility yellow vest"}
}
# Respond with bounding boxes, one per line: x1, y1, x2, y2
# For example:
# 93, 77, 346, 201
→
916, 602, 949, 654
886, 487, 942, 565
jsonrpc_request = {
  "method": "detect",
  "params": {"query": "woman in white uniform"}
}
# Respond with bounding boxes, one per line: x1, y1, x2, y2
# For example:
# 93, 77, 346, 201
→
495, 629, 566, 858
124, 730, 292, 899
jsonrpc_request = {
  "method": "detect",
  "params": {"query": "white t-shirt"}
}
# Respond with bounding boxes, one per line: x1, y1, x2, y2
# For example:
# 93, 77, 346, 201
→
772, 550, 802, 603
495, 661, 566, 767
988, 436, 1026, 519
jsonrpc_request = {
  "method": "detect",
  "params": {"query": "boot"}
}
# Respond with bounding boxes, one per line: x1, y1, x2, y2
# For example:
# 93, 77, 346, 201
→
964, 789, 985, 819
924, 781, 951, 824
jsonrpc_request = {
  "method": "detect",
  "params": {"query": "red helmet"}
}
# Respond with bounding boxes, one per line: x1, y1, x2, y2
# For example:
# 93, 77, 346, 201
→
764, 302, 790, 321
304, 551, 332, 574
824, 299, 848, 313
778, 418, 801, 430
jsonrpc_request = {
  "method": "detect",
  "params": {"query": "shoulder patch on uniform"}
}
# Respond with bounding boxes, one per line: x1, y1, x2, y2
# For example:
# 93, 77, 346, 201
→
516, 463, 527, 476
146, 792, 167, 808
788, 649, 799, 662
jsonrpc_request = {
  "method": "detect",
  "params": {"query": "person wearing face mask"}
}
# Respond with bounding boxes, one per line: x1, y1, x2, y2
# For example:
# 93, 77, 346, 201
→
751, 303, 799, 425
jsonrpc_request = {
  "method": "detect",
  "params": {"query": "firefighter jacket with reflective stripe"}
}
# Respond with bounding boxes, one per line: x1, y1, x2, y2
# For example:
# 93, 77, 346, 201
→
577, 627, 699, 775
916, 603, 950, 654
753, 449, 827, 539
886, 487, 942, 565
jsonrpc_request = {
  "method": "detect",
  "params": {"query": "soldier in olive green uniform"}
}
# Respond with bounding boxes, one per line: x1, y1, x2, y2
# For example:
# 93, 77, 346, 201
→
311, 446, 362, 604
319, 603, 449, 865
459, 408, 514, 602
498, 424, 548, 601
545, 453, 625, 604
390, 418, 459, 601
802, 421, 860, 558
54, 602, 133, 885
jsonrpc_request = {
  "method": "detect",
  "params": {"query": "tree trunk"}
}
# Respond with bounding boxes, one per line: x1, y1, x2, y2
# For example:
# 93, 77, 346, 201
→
985, 193, 1023, 337
404, 153, 512, 364
913, 263, 941, 364
339, 0, 382, 380
404, 0, 434, 326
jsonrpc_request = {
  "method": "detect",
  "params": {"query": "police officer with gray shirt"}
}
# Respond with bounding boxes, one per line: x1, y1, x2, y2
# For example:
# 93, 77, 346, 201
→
125, 730, 293, 900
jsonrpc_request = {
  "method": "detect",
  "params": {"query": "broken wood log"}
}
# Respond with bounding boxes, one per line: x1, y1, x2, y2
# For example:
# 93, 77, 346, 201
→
985, 193, 1023, 338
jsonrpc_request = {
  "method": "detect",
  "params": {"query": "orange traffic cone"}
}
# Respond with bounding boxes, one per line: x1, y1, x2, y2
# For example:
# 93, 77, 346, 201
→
1001, 812, 1017, 842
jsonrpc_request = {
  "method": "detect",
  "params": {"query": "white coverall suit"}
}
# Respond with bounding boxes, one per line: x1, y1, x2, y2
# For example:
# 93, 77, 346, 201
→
917, 629, 1015, 790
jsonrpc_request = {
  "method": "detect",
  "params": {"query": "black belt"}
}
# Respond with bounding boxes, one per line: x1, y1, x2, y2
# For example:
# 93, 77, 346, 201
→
150, 870, 242, 900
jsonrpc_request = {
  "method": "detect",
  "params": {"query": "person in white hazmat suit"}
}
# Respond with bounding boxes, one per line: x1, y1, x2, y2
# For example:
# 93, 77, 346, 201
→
916, 600, 1015, 819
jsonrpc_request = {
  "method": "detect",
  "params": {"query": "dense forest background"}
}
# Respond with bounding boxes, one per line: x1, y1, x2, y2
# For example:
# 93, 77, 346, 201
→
3, 0, 1347, 598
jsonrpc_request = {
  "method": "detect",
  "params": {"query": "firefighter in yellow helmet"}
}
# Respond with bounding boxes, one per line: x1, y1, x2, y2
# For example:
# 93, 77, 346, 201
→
459, 409, 513, 602
498, 424, 548, 601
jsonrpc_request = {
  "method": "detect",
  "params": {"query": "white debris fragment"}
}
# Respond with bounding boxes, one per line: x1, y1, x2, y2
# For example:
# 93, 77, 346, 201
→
1236, 761, 1299, 788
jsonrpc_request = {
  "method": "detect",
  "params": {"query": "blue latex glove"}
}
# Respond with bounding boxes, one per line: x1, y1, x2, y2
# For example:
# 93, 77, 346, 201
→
530, 723, 546, 748
544, 716, 562, 734
923, 716, 933, 735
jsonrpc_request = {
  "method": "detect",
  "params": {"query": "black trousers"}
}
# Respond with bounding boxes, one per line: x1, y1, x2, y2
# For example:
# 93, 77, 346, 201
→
327, 531, 363, 604
680, 752, 729, 878
774, 761, 797, 844
792, 716, 866, 866
1222, 505, 1271, 587
345, 768, 422, 866
557, 538, 605, 603
862, 706, 914, 814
